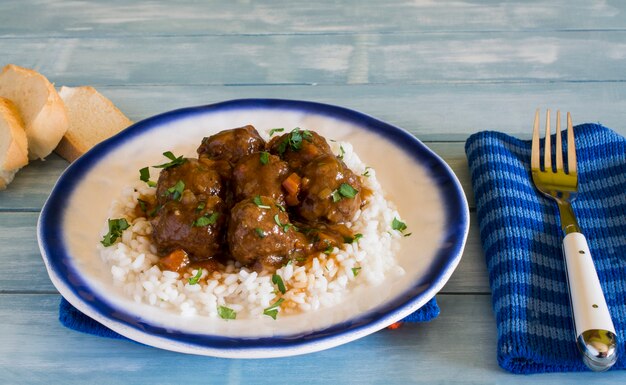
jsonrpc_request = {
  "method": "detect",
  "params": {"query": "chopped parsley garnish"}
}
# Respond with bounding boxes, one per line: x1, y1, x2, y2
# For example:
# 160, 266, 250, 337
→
392, 217, 409, 236
139, 167, 157, 187
352, 267, 362, 277
343, 233, 363, 243
195, 201, 206, 212
323, 245, 334, 255
255, 227, 266, 238
137, 198, 148, 213
263, 298, 284, 320
275, 203, 286, 212
273, 214, 292, 232
253, 195, 271, 209
259, 151, 270, 165
362, 167, 371, 177
148, 204, 162, 218
338, 145, 345, 159
269, 128, 284, 136
166, 180, 185, 201
338, 183, 358, 198
188, 268, 203, 285
277, 127, 313, 155
217, 306, 237, 320
332, 183, 358, 202
192, 212, 219, 227
272, 274, 286, 294
153, 151, 186, 169
100, 218, 130, 247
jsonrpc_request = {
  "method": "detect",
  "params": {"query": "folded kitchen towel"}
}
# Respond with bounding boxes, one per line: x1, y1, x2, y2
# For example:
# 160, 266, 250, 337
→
59, 295, 439, 340
465, 123, 626, 374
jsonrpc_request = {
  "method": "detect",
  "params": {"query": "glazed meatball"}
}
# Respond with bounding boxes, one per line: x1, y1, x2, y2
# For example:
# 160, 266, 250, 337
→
298, 154, 362, 223
197, 125, 265, 165
232, 152, 290, 205
155, 158, 225, 204
268, 128, 333, 171
151, 195, 226, 259
227, 196, 299, 268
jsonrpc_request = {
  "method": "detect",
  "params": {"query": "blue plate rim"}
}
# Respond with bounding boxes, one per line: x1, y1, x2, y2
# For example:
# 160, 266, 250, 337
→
38, 98, 469, 353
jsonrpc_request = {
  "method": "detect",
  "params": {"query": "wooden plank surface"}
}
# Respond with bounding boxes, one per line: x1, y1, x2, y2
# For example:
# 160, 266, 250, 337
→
2, 0, 626, 36
3, 32, 625, 87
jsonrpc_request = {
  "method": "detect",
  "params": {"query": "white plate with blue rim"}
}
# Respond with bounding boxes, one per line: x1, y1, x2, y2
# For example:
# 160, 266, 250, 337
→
38, 99, 469, 358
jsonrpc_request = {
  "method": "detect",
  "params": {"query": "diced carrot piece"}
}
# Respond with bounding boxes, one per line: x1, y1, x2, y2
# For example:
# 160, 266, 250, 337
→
282, 172, 301, 195
282, 172, 301, 205
158, 249, 189, 272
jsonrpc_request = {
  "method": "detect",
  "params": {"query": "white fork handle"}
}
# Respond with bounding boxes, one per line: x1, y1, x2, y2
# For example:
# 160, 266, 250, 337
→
563, 232, 615, 336
563, 232, 618, 371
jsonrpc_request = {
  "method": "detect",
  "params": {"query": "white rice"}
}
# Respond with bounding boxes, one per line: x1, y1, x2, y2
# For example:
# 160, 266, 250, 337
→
98, 139, 406, 319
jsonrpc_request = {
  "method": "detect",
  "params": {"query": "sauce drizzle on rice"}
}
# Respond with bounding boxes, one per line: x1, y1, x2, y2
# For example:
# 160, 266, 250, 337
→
98, 127, 406, 320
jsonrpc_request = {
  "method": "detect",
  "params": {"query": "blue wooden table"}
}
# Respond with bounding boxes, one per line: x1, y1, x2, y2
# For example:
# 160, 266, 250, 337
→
1, 1, 625, 383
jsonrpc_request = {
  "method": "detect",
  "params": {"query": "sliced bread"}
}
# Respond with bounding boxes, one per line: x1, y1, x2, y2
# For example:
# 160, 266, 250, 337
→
0, 64, 68, 160
55, 86, 132, 162
0, 97, 28, 189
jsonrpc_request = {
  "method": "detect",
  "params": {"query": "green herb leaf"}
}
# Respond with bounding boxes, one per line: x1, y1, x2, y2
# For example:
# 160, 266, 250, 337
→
100, 218, 130, 247
153, 151, 187, 169
352, 267, 362, 277
272, 274, 286, 294
275, 203, 286, 212
259, 151, 270, 165
196, 201, 206, 212
188, 268, 203, 285
280, 127, 314, 154
166, 180, 185, 201
338, 183, 358, 199
353, 233, 363, 242
255, 227, 266, 238
323, 245, 334, 255
331, 190, 342, 203
217, 306, 236, 320
148, 204, 162, 218
139, 167, 150, 182
392, 217, 408, 232
193, 212, 219, 227
253, 195, 271, 209
263, 298, 284, 320
139, 167, 157, 187
362, 167, 371, 177
273, 214, 292, 232
137, 198, 148, 213
269, 128, 284, 137
338, 145, 345, 159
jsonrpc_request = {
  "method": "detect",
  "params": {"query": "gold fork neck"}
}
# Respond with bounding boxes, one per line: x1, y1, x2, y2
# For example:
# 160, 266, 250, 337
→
557, 200, 582, 234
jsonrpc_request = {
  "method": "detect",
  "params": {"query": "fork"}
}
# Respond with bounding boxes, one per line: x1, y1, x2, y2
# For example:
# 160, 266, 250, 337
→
531, 109, 618, 371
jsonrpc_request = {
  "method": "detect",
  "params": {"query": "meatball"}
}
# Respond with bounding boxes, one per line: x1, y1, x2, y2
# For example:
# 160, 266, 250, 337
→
150, 195, 226, 259
268, 129, 333, 171
155, 158, 225, 204
197, 125, 265, 165
298, 154, 362, 223
232, 152, 290, 205
227, 196, 299, 269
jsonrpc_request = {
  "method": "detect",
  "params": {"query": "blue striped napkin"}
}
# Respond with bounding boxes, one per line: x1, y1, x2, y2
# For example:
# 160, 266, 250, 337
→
465, 123, 626, 374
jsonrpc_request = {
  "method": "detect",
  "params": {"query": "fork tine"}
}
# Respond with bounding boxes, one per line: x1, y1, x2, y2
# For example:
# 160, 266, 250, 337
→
567, 112, 577, 174
555, 110, 563, 170
531, 109, 540, 169
544, 109, 552, 171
